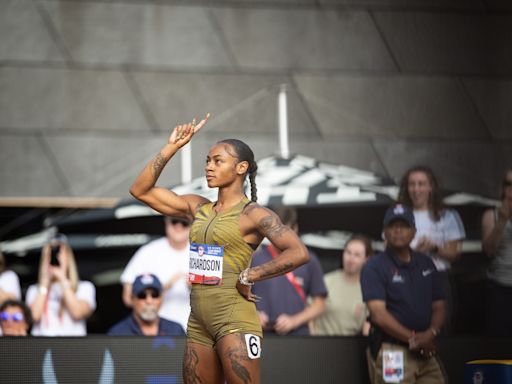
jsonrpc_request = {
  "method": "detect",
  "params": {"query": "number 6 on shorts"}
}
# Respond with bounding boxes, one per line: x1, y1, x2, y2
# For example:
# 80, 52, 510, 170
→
244, 334, 261, 359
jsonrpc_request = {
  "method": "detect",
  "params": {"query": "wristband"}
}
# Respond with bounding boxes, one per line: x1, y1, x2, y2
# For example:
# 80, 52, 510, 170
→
239, 268, 254, 286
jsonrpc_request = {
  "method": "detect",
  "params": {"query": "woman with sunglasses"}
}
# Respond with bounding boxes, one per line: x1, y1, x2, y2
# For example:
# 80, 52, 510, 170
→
482, 167, 512, 336
0, 300, 32, 336
130, 114, 309, 384
26, 236, 96, 336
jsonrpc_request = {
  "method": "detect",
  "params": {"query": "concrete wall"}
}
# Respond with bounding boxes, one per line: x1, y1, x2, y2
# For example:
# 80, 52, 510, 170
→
1, 0, 511, 199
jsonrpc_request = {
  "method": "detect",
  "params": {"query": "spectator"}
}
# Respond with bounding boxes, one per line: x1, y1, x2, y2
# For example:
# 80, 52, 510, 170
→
120, 216, 191, 330
251, 206, 327, 335
398, 165, 465, 330
0, 250, 22, 305
314, 234, 372, 336
361, 203, 446, 383
0, 300, 32, 336
26, 235, 96, 336
481, 167, 512, 336
108, 274, 185, 336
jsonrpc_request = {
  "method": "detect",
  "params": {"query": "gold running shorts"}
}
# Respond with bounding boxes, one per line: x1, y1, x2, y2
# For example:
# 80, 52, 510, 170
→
187, 283, 262, 348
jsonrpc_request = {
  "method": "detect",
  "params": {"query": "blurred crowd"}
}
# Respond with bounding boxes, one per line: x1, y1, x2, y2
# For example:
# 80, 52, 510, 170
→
1, 165, 511, 340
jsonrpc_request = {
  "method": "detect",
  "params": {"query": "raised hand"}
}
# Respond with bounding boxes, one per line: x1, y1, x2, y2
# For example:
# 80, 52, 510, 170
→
169, 113, 210, 147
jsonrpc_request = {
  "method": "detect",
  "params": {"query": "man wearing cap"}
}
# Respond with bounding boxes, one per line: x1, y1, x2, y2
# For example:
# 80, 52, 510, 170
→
120, 216, 191, 330
361, 204, 447, 383
108, 274, 185, 336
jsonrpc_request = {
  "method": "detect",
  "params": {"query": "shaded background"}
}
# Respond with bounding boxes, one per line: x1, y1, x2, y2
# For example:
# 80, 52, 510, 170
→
1, 0, 512, 200
1, 0, 511, 333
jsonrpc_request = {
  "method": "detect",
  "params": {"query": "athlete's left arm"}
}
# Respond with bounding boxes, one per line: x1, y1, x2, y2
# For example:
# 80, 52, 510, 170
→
246, 206, 309, 283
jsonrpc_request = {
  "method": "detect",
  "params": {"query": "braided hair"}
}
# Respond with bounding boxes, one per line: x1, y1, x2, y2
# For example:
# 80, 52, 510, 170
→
218, 139, 258, 202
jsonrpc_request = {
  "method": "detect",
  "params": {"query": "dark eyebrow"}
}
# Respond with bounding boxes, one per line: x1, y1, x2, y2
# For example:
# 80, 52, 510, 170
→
207, 154, 225, 160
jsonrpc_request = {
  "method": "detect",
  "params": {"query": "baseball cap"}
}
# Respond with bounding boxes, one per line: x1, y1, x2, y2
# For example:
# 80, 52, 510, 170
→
383, 204, 415, 228
132, 274, 163, 297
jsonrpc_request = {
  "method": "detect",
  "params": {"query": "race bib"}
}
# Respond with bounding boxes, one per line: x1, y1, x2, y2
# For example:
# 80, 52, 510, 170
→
382, 350, 404, 383
244, 334, 261, 359
189, 243, 224, 285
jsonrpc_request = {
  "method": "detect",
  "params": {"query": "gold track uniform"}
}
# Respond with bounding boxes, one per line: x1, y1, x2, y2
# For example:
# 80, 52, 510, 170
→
187, 198, 262, 347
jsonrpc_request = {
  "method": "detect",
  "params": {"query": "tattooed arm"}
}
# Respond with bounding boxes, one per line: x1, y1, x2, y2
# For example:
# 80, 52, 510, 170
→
245, 207, 309, 283
130, 115, 209, 218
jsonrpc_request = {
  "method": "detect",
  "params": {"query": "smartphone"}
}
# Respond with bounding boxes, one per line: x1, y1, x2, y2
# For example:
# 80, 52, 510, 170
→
50, 245, 60, 266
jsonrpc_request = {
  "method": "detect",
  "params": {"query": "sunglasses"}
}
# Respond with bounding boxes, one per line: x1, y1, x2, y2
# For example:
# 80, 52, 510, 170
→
166, 218, 190, 227
0, 312, 24, 322
503, 180, 512, 187
136, 291, 160, 300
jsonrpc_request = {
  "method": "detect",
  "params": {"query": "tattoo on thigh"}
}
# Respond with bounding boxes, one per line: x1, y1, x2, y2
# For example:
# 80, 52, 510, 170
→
226, 335, 252, 384
183, 345, 203, 384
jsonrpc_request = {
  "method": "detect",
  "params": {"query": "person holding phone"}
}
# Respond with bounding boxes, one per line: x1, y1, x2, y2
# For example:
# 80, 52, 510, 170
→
25, 235, 96, 336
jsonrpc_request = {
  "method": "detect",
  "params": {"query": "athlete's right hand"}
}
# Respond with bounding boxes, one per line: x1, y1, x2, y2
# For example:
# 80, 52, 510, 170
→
169, 113, 210, 147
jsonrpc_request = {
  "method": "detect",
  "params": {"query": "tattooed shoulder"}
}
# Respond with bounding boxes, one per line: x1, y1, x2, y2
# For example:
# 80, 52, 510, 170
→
242, 202, 259, 216
257, 213, 288, 239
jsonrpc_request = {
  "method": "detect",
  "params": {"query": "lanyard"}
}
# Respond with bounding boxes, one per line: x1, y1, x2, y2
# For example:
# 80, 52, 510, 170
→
266, 244, 306, 303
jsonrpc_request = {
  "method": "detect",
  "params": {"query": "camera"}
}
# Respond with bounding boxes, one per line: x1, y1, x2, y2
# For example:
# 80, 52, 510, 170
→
50, 245, 60, 266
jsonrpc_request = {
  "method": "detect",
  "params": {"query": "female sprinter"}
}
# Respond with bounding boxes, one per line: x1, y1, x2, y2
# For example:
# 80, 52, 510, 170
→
130, 114, 309, 384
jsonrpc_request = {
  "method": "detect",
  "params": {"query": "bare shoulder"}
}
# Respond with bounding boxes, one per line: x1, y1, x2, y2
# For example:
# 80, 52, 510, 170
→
243, 203, 273, 225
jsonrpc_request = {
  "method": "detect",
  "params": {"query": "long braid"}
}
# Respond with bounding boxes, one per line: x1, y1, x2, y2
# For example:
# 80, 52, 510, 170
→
249, 161, 258, 202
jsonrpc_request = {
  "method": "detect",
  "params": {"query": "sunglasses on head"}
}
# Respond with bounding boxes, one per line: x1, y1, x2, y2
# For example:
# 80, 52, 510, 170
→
136, 290, 160, 300
0, 312, 24, 322
166, 218, 190, 227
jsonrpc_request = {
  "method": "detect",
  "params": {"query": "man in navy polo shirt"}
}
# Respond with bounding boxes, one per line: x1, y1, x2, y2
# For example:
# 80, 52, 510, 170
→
361, 203, 446, 383
108, 274, 185, 336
